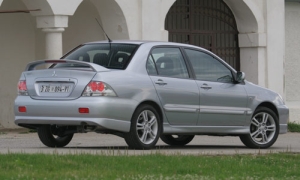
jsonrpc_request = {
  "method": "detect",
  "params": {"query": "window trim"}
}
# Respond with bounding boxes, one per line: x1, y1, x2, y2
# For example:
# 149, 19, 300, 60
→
56, 43, 140, 70
182, 47, 236, 83
145, 45, 193, 80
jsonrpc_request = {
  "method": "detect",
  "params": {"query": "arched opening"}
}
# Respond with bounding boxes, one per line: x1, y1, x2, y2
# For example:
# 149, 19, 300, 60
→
63, 0, 105, 53
90, 0, 129, 40
0, 0, 35, 128
63, 0, 129, 53
165, 0, 240, 70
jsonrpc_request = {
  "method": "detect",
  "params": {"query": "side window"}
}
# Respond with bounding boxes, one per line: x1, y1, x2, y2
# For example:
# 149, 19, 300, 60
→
147, 47, 189, 79
146, 56, 157, 75
185, 49, 233, 83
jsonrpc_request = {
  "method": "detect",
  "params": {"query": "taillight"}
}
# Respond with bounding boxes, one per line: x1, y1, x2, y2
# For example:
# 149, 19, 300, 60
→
18, 80, 28, 96
82, 81, 117, 97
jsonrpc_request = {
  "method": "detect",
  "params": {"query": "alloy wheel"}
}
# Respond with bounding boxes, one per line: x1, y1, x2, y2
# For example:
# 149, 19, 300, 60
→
250, 112, 276, 145
136, 110, 158, 145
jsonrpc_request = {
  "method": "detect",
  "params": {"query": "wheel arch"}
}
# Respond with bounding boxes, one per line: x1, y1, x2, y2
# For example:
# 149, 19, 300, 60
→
134, 100, 164, 126
256, 102, 279, 118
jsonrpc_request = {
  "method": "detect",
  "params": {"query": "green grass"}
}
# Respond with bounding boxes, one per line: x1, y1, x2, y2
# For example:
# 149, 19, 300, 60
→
0, 153, 300, 179
288, 122, 300, 132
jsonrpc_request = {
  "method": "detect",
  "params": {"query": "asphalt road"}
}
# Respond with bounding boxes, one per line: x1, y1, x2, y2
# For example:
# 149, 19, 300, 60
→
0, 131, 299, 155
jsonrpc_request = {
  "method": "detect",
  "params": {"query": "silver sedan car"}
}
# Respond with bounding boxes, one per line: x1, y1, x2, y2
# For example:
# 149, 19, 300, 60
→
14, 40, 289, 149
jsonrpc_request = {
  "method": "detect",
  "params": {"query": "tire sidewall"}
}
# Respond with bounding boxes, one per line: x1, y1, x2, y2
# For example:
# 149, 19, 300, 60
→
129, 105, 162, 149
247, 107, 279, 148
160, 135, 194, 146
38, 125, 73, 147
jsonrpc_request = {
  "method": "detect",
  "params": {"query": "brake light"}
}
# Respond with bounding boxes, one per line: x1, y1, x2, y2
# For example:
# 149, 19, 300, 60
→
82, 81, 116, 97
18, 80, 28, 96
89, 81, 105, 92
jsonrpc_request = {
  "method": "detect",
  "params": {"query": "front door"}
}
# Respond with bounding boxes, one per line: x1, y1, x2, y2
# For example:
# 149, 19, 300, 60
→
184, 48, 248, 126
146, 47, 199, 125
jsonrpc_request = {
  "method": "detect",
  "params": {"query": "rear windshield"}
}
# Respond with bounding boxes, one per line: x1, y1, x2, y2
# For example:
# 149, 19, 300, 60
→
53, 43, 139, 70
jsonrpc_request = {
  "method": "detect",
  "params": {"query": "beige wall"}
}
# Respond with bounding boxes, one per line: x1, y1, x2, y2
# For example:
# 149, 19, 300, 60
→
285, 2, 300, 123
63, 0, 105, 54
0, 0, 36, 128
285, 2, 300, 101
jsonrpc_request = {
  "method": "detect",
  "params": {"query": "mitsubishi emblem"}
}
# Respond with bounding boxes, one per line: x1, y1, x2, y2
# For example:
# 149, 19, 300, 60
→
52, 71, 57, 77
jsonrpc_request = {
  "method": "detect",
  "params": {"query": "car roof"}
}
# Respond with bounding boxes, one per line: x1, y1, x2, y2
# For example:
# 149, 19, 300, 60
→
84, 40, 202, 49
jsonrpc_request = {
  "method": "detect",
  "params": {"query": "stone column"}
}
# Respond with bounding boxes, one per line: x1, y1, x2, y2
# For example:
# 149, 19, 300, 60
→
36, 15, 69, 59
42, 28, 65, 59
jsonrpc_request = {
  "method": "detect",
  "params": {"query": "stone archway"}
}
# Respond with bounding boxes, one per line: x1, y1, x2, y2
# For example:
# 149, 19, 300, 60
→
165, 0, 240, 70
63, 0, 105, 53
224, 0, 266, 86
90, 0, 129, 40
164, 0, 266, 86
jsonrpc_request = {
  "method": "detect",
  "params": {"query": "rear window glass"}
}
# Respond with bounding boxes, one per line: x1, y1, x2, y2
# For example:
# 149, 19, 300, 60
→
53, 43, 139, 70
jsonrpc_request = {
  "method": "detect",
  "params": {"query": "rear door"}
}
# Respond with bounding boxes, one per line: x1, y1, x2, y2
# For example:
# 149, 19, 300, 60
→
146, 47, 199, 125
184, 49, 248, 126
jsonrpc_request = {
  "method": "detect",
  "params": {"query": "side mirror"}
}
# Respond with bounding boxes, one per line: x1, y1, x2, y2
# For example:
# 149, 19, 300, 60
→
236, 71, 245, 83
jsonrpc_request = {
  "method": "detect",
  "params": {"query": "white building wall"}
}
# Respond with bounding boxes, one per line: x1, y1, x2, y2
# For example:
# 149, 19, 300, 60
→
285, 2, 300, 123
224, 0, 267, 87
286, 2, 300, 101
0, 0, 36, 128
90, 0, 129, 40
266, 0, 285, 97
63, 0, 105, 54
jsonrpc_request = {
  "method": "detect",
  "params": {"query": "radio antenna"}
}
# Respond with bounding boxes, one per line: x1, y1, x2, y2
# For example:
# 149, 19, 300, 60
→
95, 18, 112, 42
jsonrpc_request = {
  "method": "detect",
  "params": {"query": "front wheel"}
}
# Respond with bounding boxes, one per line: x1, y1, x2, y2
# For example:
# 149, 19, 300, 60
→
240, 107, 279, 149
161, 135, 194, 146
124, 104, 161, 149
37, 125, 74, 147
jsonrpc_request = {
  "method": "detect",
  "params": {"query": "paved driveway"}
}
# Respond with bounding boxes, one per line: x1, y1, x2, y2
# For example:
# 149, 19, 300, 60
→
0, 131, 299, 155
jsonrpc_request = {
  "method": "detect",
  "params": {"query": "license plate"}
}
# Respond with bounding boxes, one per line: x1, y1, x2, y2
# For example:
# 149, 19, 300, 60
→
40, 84, 70, 93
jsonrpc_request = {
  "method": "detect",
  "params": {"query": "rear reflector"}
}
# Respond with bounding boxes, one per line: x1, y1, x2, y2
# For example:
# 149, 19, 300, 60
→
79, 108, 89, 113
19, 106, 27, 113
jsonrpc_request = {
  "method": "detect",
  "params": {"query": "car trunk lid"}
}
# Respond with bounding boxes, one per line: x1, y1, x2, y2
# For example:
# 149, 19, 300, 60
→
23, 60, 109, 100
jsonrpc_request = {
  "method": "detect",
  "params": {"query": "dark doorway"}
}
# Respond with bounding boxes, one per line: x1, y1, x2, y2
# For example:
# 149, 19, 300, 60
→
165, 0, 240, 70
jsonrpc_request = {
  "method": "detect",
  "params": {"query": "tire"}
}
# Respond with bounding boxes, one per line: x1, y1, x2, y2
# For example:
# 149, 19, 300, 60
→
124, 104, 161, 149
240, 107, 279, 149
37, 125, 74, 147
160, 135, 194, 146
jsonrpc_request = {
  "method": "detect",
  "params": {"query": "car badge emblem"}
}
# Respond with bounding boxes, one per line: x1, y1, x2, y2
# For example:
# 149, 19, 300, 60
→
52, 71, 57, 77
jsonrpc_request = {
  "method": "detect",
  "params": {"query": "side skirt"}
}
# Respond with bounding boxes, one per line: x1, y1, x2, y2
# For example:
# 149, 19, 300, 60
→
163, 123, 249, 135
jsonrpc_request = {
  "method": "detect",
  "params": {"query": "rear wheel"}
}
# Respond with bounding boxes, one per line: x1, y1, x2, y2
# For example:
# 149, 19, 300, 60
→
37, 125, 73, 147
240, 107, 279, 149
124, 104, 161, 149
160, 135, 194, 146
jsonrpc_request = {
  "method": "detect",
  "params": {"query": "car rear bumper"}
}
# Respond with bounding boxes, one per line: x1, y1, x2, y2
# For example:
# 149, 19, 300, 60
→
14, 96, 138, 132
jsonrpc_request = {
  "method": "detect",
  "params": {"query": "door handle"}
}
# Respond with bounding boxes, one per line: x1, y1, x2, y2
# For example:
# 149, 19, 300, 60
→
155, 79, 167, 85
200, 83, 212, 90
